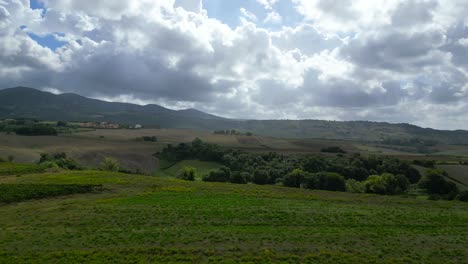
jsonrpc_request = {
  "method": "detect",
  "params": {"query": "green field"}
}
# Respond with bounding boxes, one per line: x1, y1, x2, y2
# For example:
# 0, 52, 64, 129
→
0, 166, 467, 263
0, 162, 46, 175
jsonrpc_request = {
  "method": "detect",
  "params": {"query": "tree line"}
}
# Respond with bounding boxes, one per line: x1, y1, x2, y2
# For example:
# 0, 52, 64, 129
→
156, 139, 467, 201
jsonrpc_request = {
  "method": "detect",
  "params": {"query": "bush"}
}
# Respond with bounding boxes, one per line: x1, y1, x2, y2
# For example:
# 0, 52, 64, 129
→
230, 171, 249, 184
203, 167, 231, 182
283, 169, 308, 188
418, 169, 458, 196
15, 125, 57, 136
364, 173, 409, 195
345, 179, 365, 193
253, 169, 270, 185
302, 172, 346, 192
7, 155, 14, 162
39, 153, 80, 170
177, 167, 197, 181
100, 157, 120, 172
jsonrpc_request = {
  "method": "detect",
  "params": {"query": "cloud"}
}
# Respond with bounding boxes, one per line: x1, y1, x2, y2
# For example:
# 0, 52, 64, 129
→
256, 0, 278, 10
0, 0, 468, 130
264, 11, 282, 24
240, 8, 257, 22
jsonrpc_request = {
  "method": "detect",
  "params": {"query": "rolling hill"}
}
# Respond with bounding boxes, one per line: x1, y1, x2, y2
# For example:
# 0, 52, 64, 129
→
2, 86, 468, 144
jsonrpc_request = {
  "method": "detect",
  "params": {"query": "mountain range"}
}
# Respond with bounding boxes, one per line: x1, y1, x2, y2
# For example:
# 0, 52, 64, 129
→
1, 87, 468, 144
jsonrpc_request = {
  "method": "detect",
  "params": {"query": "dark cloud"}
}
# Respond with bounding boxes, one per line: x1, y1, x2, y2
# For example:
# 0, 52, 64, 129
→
1, 0, 468, 129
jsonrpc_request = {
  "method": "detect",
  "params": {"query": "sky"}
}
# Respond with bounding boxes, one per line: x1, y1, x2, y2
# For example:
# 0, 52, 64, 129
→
1, 0, 468, 130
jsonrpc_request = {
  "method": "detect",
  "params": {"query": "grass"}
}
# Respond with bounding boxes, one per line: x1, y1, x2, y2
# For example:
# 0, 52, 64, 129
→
159, 160, 222, 180
0, 184, 103, 203
0, 164, 466, 263
0, 162, 46, 175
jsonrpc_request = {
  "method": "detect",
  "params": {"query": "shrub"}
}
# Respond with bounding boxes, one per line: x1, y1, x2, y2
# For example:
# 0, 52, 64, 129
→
7, 155, 14, 162
364, 173, 409, 195
15, 125, 57, 136
253, 169, 270, 185
39, 153, 80, 170
283, 169, 308, 188
302, 172, 346, 192
418, 169, 458, 196
230, 171, 249, 184
100, 157, 120, 172
345, 179, 365, 193
177, 167, 197, 181
203, 167, 231, 182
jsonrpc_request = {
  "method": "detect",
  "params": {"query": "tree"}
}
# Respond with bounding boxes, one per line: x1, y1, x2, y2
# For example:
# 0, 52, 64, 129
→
230, 171, 249, 184
364, 173, 409, 195
253, 169, 269, 185
177, 166, 197, 181
203, 167, 231, 182
39, 152, 80, 170
302, 172, 346, 191
283, 169, 308, 188
418, 169, 458, 197
345, 179, 365, 193
100, 157, 120, 172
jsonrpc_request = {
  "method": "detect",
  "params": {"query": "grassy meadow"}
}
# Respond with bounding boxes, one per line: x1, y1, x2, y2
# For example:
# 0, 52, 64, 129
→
0, 164, 467, 263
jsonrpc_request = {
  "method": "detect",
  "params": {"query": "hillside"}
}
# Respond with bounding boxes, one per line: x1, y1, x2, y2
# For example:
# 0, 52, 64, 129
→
2, 87, 468, 144
0, 165, 466, 263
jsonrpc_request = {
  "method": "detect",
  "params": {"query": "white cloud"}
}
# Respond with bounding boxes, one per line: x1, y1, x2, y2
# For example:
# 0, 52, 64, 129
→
256, 0, 278, 10
264, 11, 282, 24
240, 8, 257, 22
0, 0, 468, 130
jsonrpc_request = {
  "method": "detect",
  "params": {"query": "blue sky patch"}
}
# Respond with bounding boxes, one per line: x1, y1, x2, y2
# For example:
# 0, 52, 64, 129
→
27, 32, 67, 51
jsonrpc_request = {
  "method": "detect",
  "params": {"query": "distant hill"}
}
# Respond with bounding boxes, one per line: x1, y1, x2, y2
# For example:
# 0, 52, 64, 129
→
2, 87, 468, 144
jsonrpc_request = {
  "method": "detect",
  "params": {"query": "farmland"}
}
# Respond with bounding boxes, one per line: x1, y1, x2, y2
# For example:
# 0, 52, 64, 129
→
0, 166, 467, 263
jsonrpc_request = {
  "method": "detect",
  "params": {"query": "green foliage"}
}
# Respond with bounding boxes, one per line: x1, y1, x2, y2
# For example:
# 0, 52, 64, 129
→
418, 169, 459, 198
7, 155, 14, 162
283, 168, 308, 188
176, 167, 197, 181
229, 171, 250, 184
15, 125, 57, 136
0, 184, 102, 203
156, 138, 224, 163
302, 172, 346, 191
252, 169, 270, 185
345, 179, 365, 193
202, 166, 231, 183
39, 152, 80, 170
364, 173, 409, 195
321, 146, 346, 154
158, 139, 421, 195
100, 157, 120, 172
